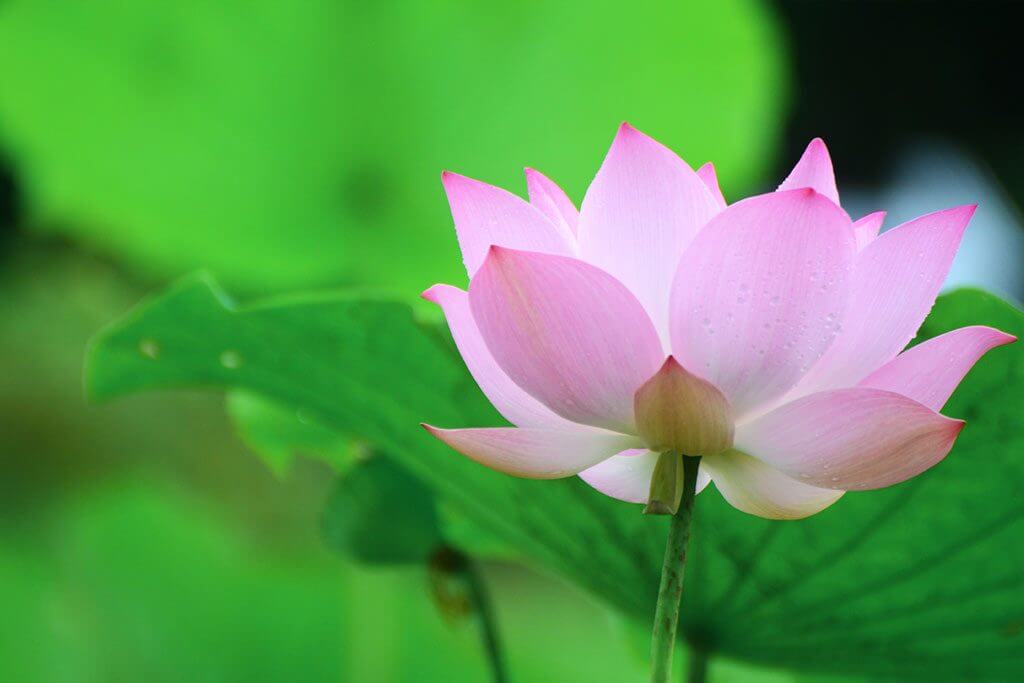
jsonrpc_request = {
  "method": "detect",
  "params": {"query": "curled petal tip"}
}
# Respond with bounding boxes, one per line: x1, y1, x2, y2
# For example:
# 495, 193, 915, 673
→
420, 284, 445, 303
440, 170, 471, 188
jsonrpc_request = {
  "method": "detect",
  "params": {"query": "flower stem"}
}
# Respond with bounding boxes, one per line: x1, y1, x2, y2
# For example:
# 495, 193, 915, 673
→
463, 558, 508, 683
649, 454, 701, 683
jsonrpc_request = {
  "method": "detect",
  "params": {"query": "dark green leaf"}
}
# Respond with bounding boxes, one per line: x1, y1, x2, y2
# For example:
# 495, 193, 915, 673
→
322, 455, 443, 565
227, 390, 355, 477
86, 278, 1024, 680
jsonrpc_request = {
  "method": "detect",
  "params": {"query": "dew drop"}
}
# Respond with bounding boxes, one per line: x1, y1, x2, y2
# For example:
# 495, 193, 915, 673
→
139, 339, 160, 359
219, 350, 243, 369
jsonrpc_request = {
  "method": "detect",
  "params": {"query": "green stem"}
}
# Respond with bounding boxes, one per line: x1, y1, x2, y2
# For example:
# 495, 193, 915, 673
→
463, 558, 508, 683
650, 454, 701, 683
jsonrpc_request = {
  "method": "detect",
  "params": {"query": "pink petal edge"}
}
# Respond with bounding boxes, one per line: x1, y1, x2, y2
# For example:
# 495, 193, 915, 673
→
778, 138, 840, 205
422, 283, 577, 429
577, 122, 721, 342
696, 162, 727, 209
702, 450, 843, 520
736, 388, 965, 491
852, 211, 886, 251
788, 205, 975, 399
442, 171, 575, 278
525, 167, 579, 237
858, 325, 1016, 411
469, 246, 664, 433
669, 189, 855, 417
422, 424, 640, 479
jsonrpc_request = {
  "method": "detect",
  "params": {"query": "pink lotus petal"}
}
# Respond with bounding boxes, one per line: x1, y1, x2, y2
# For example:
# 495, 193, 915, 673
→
423, 284, 577, 429
696, 162, 727, 209
778, 138, 839, 205
525, 167, 579, 237
702, 450, 843, 520
442, 171, 575, 277
852, 211, 885, 251
469, 247, 664, 433
669, 189, 855, 417
859, 325, 1016, 411
789, 205, 974, 398
577, 123, 721, 340
736, 388, 965, 490
579, 449, 710, 504
422, 424, 640, 479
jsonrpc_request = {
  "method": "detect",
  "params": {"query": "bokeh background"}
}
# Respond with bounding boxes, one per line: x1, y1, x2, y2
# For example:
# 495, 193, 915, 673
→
1, 1, 1021, 681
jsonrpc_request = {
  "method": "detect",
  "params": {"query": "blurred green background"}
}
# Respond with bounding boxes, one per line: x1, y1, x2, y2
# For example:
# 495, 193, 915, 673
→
2, 1, 1022, 681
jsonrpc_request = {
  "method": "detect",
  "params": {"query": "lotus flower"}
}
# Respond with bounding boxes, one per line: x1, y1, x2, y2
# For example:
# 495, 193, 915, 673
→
422, 124, 1015, 519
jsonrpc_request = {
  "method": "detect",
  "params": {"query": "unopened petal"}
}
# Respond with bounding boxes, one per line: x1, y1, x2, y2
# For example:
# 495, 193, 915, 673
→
525, 167, 579, 237
777, 138, 840, 205
702, 450, 843, 520
423, 284, 577, 429
859, 325, 1016, 411
669, 189, 855, 417
736, 388, 964, 491
469, 247, 664, 433
423, 425, 640, 478
633, 356, 733, 455
790, 205, 974, 398
442, 171, 575, 277
580, 449, 710, 504
578, 123, 720, 340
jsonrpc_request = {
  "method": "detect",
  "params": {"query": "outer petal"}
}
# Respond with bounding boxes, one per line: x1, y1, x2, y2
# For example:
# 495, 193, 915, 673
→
852, 211, 885, 251
469, 247, 664, 433
702, 450, 843, 520
442, 171, 575, 277
525, 168, 579, 237
423, 284, 577, 429
423, 425, 640, 479
579, 449, 710, 504
669, 189, 855, 417
789, 205, 974, 398
577, 123, 721, 340
696, 162, 727, 209
735, 388, 965, 491
858, 325, 1016, 411
777, 138, 839, 205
